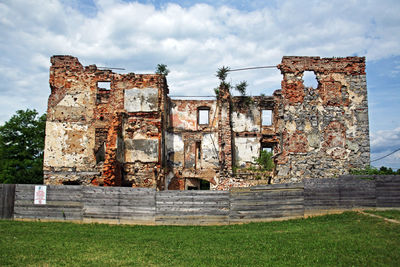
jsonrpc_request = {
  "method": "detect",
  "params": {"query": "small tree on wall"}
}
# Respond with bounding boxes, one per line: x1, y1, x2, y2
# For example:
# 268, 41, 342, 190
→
214, 66, 253, 109
215, 66, 248, 97
155, 64, 170, 76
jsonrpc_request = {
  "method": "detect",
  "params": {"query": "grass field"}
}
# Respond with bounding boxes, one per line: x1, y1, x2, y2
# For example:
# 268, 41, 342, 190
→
1, 211, 399, 266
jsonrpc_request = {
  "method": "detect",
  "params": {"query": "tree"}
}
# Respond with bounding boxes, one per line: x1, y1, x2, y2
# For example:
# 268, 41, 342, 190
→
0, 109, 46, 184
350, 166, 400, 175
216, 66, 230, 82
155, 64, 170, 76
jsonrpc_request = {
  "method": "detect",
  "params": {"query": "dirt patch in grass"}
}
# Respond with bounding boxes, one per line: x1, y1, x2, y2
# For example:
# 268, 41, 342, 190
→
363, 209, 400, 221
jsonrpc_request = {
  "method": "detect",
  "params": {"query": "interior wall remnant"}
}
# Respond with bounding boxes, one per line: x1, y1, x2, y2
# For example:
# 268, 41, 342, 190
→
44, 55, 370, 190
234, 137, 260, 167
166, 99, 219, 190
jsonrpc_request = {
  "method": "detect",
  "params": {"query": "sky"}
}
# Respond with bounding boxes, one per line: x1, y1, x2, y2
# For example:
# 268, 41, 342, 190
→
0, 0, 399, 169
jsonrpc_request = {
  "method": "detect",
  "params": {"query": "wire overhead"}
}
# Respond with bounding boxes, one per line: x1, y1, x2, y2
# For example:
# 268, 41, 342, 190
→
371, 147, 400, 162
97, 67, 126, 70
169, 95, 216, 97
228, 65, 278, 72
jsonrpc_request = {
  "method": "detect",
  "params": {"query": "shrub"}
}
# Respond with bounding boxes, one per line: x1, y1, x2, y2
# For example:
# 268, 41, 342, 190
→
254, 150, 274, 171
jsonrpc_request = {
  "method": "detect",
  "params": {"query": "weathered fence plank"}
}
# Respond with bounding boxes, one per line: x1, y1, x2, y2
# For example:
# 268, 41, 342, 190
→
229, 184, 304, 222
82, 187, 156, 224
0, 184, 16, 219
376, 176, 400, 207
304, 177, 377, 215
155, 191, 230, 225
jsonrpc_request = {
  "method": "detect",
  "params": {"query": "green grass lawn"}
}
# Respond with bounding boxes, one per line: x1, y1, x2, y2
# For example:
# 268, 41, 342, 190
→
364, 209, 400, 221
1, 212, 399, 266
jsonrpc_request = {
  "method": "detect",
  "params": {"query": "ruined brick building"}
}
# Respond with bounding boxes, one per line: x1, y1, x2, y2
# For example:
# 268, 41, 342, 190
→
43, 55, 370, 190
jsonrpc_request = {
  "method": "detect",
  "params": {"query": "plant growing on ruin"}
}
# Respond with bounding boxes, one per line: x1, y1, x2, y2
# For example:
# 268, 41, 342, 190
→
213, 87, 220, 97
215, 66, 253, 110
216, 66, 230, 82
254, 150, 274, 171
235, 81, 248, 96
155, 64, 170, 76
215, 66, 248, 96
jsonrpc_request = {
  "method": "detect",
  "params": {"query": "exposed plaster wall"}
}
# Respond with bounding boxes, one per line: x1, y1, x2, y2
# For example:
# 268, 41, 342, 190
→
232, 109, 260, 132
201, 133, 219, 168
124, 87, 159, 112
44, 121, 93, 169
234, 137, 260, 167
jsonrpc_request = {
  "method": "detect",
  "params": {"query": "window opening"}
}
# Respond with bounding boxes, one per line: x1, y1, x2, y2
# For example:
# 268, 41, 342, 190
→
262, 110, 272, 126
96, 82, 111, 104
198, 108, 210, 125
195, 141, 201, 169
200, 179, 210, 190
97, 81, 111, 90
261, 142, 274, 155
95, 143, 106, 164
62, 180, 81, 185
260, 144, 274, 176
262, 147, 272, 153
196, 142, 201, 160
188, 186, 198, 190
303, 71, 318, 88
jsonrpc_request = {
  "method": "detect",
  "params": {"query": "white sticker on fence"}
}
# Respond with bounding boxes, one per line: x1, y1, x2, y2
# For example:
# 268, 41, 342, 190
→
34, 186, 47, 205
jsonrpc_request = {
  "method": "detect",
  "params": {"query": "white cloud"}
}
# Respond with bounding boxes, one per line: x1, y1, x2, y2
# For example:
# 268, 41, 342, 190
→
371, 127, 400, 152
0, 0, 400, 168
370, 127, 400, 169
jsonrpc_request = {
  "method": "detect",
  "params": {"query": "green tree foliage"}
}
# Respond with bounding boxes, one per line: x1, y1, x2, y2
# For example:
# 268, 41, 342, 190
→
155, 64, 170, 76
254, 150, 274, 171
350, 166, 400, 175
0, 109, 46, 184
235, 81, 248, 96
216, 66, 230, 82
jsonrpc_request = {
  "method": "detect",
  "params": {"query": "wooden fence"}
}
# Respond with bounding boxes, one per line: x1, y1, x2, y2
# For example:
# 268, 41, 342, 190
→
376, 176, 400, 207
230, 184, 304, 223
83, 187, 155, 224
304, 176, 376, 215
1, 175, 400, 225
156, 190, 230, 225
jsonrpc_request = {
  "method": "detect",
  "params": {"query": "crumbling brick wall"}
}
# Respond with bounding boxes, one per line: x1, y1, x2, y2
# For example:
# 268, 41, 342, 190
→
44, 55, 370, 189
44, 56, 168, 188
274, 56, 370, 182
